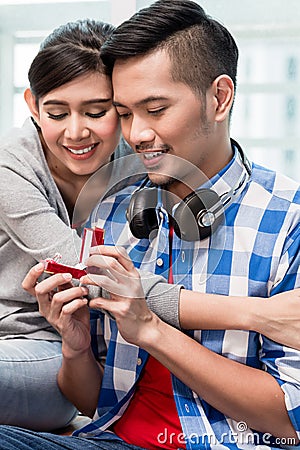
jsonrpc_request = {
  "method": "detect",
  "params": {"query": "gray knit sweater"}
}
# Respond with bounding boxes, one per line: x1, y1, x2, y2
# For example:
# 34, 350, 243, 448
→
0, 119, 181, 340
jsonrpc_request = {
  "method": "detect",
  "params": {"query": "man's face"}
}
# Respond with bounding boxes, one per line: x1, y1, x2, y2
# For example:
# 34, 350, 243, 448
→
112, 49, 219, 198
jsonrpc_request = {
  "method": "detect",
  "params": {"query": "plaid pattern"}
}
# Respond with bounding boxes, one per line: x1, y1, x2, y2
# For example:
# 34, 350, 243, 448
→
75, 148, 300, 449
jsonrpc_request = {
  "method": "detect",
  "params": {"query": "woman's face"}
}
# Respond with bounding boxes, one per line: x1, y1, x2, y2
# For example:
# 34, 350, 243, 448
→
29, 72, 120, 177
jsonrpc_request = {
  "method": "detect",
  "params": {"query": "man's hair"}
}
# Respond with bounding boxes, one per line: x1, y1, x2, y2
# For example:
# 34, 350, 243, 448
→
101, 0, 239, 98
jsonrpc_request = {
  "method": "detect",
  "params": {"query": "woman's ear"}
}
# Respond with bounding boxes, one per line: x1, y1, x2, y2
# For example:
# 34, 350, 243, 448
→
212, 75, 234, 122
24, 88, 41, 127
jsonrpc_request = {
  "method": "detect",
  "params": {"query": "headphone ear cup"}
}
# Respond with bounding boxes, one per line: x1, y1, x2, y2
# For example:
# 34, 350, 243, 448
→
126, 187, 159, 239
173, 188, 223, 241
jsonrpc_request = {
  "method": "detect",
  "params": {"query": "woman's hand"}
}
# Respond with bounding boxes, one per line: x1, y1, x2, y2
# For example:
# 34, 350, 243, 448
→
22, 264, 92, 356
80, 245, 159, 346
250, 290, 300, 349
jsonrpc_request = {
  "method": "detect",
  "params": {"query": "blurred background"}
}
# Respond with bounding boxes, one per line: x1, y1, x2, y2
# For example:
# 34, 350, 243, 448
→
0, 0, 299, 181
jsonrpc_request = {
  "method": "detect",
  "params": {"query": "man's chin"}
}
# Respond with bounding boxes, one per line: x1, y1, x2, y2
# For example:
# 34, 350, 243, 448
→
147, 172, 173, 187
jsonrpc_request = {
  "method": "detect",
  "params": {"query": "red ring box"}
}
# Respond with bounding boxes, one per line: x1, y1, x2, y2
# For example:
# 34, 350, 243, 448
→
42, 227, 105, 279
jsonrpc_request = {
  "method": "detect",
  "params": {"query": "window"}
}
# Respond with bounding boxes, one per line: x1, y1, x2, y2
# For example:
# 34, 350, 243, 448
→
231, 35, 300, 179
13, 37, 44, 127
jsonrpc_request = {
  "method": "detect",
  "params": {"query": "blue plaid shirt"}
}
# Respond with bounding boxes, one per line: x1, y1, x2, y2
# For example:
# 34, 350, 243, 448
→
75, 147, 300, 449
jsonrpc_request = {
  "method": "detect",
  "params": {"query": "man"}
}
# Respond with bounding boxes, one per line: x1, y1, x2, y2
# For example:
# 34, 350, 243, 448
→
0, 1, 299, 449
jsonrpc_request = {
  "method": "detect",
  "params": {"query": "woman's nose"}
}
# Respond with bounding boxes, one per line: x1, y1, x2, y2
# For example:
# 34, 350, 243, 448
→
64, 116, 90, 141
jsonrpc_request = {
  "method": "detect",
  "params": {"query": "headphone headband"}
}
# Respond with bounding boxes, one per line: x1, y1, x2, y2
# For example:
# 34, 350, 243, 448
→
126, 141, 251, 241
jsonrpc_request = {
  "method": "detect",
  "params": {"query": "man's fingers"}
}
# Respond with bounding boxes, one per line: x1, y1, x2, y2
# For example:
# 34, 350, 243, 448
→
85, 254, 140, 283
80, 273, 119, 292
88, 297, 113, 313
88, 245, 136, 272
86, 253, 127, 273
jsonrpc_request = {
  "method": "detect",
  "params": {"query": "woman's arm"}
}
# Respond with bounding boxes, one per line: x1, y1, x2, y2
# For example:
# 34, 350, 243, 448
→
141, 274, 300, 349
179, 288, 300, 348
22, 265, 102, 417
0, 163, 81, 264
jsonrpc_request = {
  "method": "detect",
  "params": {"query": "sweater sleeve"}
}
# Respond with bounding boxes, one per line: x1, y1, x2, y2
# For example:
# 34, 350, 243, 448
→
140, 272, 183, 329
92, 273, 182, 329
0, 154, 81, 266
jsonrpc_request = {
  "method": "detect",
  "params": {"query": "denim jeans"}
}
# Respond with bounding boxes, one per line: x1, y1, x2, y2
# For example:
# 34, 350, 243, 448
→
0, 339, 77, 430
0, 426, 146, 450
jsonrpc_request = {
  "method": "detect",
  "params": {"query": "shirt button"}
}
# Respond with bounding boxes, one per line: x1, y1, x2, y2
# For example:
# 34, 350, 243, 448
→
156, 258, 164, 267
137, 358, 142, 366
185, 403, 190, 413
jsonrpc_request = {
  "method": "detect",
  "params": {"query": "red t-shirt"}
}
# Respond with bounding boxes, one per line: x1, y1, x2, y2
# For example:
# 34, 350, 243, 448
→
113, 355, 186, 449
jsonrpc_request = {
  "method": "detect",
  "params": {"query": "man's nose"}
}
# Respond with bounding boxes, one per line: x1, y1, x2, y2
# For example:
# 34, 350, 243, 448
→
129, 116, 155, 145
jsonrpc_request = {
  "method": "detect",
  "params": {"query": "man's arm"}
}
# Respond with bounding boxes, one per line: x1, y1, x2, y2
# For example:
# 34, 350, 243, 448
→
139, 317, 297, 440
83, 246, 299, 441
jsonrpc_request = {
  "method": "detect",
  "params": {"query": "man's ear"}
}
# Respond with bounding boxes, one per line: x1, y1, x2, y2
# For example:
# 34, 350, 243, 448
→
212, 75, 234, 122
24, 88, 41, 127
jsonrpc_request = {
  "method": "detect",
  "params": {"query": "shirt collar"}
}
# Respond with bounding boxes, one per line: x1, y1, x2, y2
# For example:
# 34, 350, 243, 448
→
200, 140, 251, 198
152, 140, 251, 212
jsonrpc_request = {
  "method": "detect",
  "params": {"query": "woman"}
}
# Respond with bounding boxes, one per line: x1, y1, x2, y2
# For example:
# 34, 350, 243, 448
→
0, 18, 144, 431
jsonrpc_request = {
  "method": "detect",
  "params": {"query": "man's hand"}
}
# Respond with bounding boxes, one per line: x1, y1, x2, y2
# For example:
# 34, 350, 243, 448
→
80, 245, 159, 346
80, 246, 300, 350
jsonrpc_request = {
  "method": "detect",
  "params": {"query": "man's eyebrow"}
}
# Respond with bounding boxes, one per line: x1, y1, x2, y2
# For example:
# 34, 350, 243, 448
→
43, 98, 112, 106
113, 96, 169, 108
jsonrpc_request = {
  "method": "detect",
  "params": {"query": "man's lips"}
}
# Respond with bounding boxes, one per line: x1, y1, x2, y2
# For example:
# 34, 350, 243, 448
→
136, 146, 170, 160
136, 149, 170, 169
142, 151, 165, 160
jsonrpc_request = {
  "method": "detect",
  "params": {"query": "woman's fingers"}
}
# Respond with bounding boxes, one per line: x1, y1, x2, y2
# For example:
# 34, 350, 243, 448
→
34, 273, 73, 294
22, 263, 45, 295
80, 246, 143, 299
22, 264, 74, 295
37, 282, 89, 324
22, 267, 88, 316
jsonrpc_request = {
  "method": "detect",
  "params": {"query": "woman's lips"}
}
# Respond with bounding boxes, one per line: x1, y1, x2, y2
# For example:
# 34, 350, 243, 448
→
64, 143, 98, 160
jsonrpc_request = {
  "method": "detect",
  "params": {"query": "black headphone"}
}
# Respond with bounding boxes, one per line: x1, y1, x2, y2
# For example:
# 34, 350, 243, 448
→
126, 140, 251, 242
